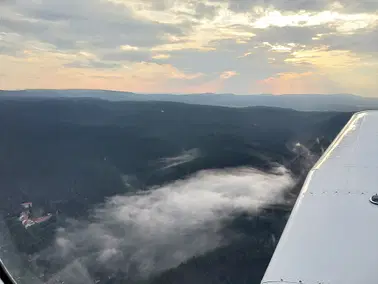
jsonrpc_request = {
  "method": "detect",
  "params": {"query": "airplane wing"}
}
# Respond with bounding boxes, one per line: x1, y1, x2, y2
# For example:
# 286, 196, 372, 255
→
261, 110, 378, 284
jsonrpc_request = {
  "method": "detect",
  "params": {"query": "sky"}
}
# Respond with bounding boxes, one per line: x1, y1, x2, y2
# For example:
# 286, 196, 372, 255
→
0, 0, 377, 96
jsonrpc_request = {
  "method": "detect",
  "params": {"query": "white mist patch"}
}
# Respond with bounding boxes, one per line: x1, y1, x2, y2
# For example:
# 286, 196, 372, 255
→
159, 148, 200, 169
54, 166, 294, 279
45, 259, 93, 284
292, 141, 321, 171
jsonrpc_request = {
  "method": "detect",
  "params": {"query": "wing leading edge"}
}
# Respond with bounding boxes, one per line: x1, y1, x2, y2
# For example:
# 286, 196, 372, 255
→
261, 110, 378, 284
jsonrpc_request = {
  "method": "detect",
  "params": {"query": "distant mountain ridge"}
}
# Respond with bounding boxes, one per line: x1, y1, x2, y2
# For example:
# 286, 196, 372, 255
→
1, 89, 377, 111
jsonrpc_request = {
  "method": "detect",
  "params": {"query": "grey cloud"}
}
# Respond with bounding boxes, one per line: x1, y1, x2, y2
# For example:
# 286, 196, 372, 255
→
100, 50, 152, 62
147, 0, 175, 11
338, 0, 378, 13
27, 9, 78, 22
320, 28, 378, 53
0, 0, 185, 55
64, 60, 122, 69
221, 0, 256, 13
0, 31, 27, 56
0, 44, 24, 57
1, 15, 80, 50
254, 26, 330, 45
214, 0, 377, 12
162, 43, 306, 85
165, 48, 244, 74
142, 0, 218, 19
195, 3, 219, 19
209, 37, 255, 51
216, 0, 329, 12
258, 0, 328, 11
1, 17, 52, 36
205, 26, 325, 50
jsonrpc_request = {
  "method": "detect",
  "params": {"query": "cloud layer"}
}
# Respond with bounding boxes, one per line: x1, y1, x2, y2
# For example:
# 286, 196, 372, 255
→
1, 0, 377, 96
41, 165, 294, 282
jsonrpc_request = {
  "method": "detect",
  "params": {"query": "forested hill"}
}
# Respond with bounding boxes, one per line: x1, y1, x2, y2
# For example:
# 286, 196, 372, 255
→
0, 98, 352, 284
1, 89, 377, 111
0, 99, 351, 212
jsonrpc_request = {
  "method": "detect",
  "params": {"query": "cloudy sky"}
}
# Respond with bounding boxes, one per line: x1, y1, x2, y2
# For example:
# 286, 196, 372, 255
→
1, 0, 377, 96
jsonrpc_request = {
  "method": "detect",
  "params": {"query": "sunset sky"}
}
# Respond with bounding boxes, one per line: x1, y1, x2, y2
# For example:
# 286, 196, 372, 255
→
1, 0, 377, 96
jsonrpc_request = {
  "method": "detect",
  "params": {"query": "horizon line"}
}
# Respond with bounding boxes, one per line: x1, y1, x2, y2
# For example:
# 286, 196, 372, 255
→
0, 89, 357, 97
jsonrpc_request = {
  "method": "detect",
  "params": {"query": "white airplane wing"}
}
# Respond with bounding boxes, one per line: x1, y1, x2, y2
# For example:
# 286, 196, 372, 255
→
261, 110, 378, 284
